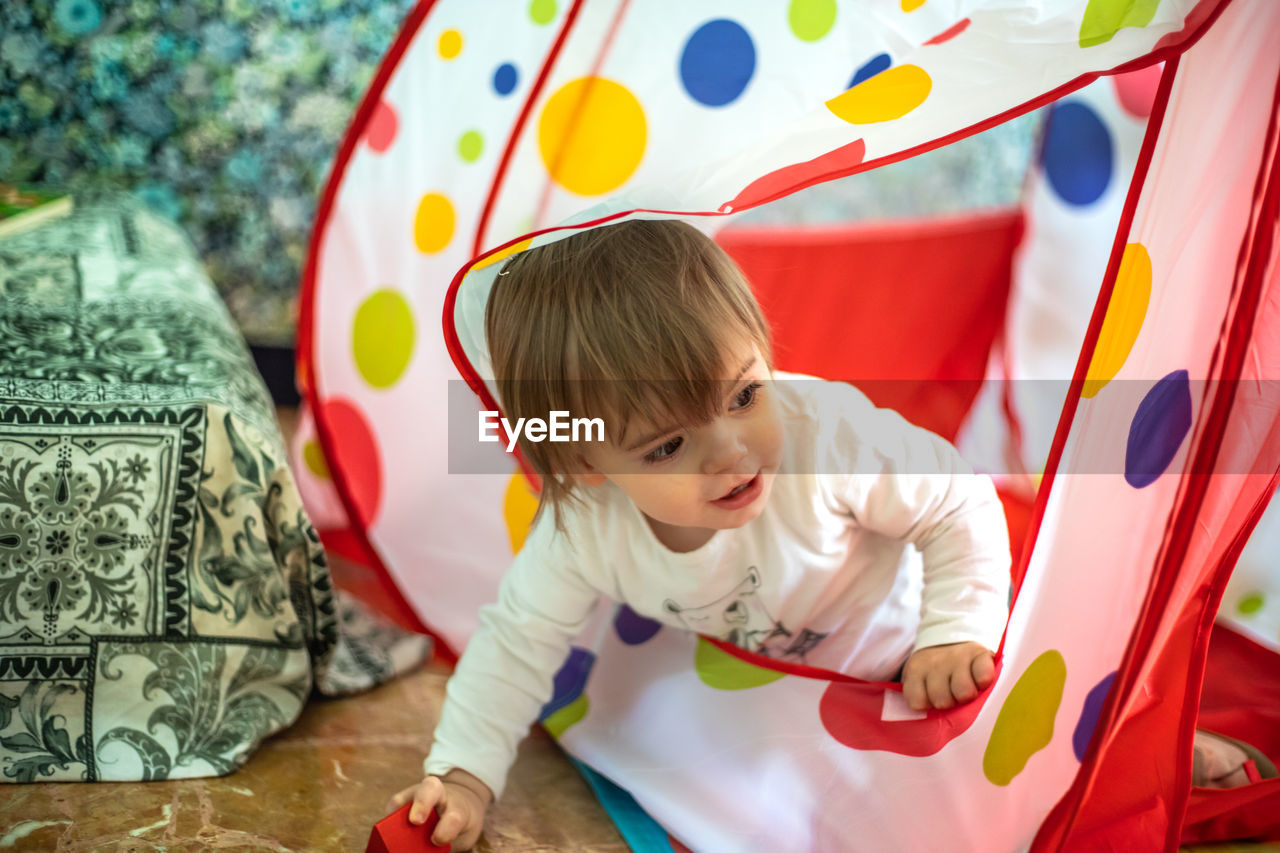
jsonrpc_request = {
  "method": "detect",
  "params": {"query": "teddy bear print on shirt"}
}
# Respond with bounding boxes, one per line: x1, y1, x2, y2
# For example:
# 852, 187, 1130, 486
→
663, 567, 828, 664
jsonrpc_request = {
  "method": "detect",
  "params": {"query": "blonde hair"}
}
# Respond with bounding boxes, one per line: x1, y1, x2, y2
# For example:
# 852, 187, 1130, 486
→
485, 219, 773, 529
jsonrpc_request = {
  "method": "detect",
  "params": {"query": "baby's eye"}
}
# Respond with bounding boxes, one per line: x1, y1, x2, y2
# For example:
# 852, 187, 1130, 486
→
731, 382, 762, 410
643, 436, 683, 464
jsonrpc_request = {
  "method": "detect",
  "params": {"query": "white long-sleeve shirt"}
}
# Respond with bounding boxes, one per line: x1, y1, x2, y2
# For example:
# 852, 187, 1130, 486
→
425, 375, 1011, 797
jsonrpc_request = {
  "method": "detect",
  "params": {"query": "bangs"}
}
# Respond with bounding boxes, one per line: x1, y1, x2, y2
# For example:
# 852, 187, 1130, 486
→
553, 222, 773, 448
485, 219, 773, 528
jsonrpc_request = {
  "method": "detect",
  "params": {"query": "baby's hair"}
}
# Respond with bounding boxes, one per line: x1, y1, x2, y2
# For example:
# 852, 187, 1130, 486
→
485, 219, 773, 530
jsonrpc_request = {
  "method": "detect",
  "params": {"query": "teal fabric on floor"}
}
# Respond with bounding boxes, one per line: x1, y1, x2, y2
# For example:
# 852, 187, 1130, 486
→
570, 757, 679, 853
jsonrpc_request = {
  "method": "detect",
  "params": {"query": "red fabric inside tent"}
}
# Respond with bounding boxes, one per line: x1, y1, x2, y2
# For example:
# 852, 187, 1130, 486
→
720, 208, 1024, 444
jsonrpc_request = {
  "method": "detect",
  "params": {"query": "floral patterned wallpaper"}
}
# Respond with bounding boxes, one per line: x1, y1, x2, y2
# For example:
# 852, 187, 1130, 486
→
1, 0, 1038, 345
0, 0, 416, 344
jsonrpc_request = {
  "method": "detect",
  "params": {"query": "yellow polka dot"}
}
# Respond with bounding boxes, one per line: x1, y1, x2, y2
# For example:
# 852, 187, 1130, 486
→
983, 650, 1066, 786
901, 0, 926, 9
413, 192, 455, 254
437, 29, 462, 59
473, 237, 534, 272
826, 64, 932, 124
542, 693, 588, 738
352, 289, 416, 389
503, 470, 539, 554
1082, 243, 1151, 398
302, 439, 330, 479
538, 77, 646, 196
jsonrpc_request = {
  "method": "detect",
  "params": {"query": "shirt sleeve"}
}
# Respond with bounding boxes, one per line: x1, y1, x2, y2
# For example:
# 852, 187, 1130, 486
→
821, 384, 1011, 653
423, 508, 601, 799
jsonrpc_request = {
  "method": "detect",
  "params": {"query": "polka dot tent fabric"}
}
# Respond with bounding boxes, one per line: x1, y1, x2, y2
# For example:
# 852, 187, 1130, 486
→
1221, 497, 1280, 653
298, 0, 1280, 849
958, 65, 1163, 480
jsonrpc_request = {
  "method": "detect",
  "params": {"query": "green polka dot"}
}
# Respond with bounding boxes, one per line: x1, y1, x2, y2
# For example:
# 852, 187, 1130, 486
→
788, 0, 837, 42
694, 637, 785, 690
1238, 593, 1265, 616
529, 0, 556, 25
1079, 0, 1159, 48
458, 130, 484, 162
352, 289, 415, 389
543, 693, 587, 737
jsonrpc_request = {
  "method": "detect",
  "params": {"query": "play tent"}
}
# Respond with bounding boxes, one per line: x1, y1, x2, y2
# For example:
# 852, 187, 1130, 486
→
295, 0, 1280, 848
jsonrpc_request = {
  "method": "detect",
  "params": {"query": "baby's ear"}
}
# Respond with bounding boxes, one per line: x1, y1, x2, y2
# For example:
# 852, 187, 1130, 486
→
571, 454, 606, 487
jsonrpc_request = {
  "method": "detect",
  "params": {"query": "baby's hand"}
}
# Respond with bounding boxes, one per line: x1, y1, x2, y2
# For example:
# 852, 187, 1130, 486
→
901, 641, 996, 711
387, 768, 492, 851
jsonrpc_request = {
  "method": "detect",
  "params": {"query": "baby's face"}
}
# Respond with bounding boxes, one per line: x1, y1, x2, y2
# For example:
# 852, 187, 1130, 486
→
577, 343, 783, 541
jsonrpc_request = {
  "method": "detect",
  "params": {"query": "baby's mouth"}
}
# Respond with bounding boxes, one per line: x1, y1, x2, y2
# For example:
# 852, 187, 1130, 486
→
711, 473, 762, 508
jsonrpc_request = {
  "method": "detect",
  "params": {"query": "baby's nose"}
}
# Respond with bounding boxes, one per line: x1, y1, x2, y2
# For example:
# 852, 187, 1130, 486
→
701, 423, 748, 474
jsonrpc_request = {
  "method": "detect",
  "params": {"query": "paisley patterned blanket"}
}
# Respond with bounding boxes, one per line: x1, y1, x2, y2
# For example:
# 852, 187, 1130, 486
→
0, 195, 428, 783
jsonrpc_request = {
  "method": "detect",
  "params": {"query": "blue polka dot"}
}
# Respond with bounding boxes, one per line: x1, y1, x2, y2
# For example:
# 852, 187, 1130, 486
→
493, 63, 519, 96
538, 646, 594, 719
679, 19, 755, 107
1072, 671, 1115, 761
1125, 370, 1192, 488
614, 605, 662, 645
848, 53, 891, 89
1041, 101, 1113, 206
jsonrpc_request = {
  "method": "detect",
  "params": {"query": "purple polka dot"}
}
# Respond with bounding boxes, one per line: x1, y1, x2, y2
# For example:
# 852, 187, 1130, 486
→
615, 605, 662, 645
1072, 671, 1116, 761
1125, 370, 1192, 488
848, 53, 891, 89
538, 646, 594, 719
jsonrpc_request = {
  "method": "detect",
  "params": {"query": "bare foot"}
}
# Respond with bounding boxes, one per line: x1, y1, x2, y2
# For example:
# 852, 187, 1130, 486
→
1193, 730, 1256, 788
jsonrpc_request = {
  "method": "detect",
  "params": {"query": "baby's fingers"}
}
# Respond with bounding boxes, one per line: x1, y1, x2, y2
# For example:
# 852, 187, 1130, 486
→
925, 668, 956, 710
430, 796, 473, 848
409, 776, 446, 825
902, 669, 929, 711
387, 783, 416, 815
949, 662, 978, 704
971, 650, 996, 690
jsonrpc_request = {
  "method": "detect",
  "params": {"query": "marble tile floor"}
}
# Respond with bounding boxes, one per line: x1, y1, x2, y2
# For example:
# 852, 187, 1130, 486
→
0, 660, 628, 852
4, 660, 1277, 852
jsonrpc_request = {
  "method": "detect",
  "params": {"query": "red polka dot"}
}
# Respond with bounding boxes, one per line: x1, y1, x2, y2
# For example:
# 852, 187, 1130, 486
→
366, 101, 399, 153
319, 397, 383, 526
720, 138, 864, 213
818, 662, 999, 756
924, 17, 970, 45
1111, 63, 1163, 119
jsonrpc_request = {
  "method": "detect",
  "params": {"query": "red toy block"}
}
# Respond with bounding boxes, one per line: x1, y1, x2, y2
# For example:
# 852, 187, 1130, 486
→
366, 803, 451, 853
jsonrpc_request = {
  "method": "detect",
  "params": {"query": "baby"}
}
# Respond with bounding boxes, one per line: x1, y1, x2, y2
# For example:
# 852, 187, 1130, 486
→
390, 220, 1011, 849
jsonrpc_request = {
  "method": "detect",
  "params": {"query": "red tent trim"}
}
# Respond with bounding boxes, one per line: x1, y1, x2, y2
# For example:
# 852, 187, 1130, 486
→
472, 0, 589, 258
1032, 39, 1280, 848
